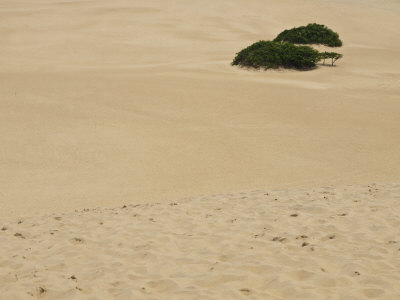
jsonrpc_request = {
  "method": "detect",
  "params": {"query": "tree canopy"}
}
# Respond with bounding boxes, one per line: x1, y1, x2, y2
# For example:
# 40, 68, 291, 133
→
232, 41, 321, 70
319, 52, 343, 66
273, 23, 342, 47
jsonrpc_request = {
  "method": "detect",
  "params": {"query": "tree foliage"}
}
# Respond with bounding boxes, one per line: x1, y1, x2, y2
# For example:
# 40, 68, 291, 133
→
274, 23, 342, 47
232, 41, 321, 70
319, 51, 343, 66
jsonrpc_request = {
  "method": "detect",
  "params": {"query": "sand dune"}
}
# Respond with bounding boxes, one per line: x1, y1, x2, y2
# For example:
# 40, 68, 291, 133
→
1, 184, 400, 299
1, 0, 400, 220
1, 0, 400, 298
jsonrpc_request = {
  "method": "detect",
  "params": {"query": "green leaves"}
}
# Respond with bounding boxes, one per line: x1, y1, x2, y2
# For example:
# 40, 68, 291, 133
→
232, 41, 320, 70
232, 42, 343, 70
232, 24, 343, 71
319, 52, 343, 66
274, 23, 342, 47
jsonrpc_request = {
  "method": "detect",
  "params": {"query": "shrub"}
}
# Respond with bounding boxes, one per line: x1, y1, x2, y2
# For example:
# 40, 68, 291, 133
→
319, 52, 343, 66
274, 23, 342, 47
232, 41, 321, 70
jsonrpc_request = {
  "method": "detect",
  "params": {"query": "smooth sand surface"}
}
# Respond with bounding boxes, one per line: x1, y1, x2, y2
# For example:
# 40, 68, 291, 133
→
1, 184, 400, 299
1, 0, 399, 220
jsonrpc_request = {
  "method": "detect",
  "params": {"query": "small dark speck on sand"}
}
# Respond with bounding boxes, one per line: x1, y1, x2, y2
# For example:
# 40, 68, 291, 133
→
70, 237, 85, 244
290, 213, 298, 217
239, 288, 251, 295
272, 236, 286, 242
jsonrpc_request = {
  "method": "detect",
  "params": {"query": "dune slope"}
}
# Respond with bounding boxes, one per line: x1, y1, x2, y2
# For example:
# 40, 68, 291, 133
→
1, 0, 400, 219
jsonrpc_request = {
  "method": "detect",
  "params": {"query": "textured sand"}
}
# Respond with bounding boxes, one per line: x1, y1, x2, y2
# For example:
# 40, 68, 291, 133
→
1, 1, 400, 299
1, 0, 400, 220
1, 184, 400, 299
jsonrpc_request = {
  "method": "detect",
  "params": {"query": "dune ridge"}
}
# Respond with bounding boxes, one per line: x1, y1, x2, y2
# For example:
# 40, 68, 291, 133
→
1, 183, 400, 299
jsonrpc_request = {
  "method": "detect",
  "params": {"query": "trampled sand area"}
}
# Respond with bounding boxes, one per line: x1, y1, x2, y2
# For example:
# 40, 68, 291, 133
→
1, 0, 400, 299
1, 184, 400, 299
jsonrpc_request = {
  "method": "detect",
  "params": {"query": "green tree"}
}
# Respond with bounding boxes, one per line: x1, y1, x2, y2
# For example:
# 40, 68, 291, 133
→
232, 41, 320, 70
319, 52, 343, 66
274, 23, 342, 47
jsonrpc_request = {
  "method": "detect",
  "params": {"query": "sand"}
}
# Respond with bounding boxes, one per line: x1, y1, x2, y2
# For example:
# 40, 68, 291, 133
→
1, 184, 400, 299
1, 0, 400, 220
1, 0, 400, 298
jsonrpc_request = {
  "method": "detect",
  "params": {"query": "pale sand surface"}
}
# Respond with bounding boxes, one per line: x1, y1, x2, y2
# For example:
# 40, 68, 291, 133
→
1, 1, 400, 299
1, 0, 400, 220
1, 184, 400, 299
